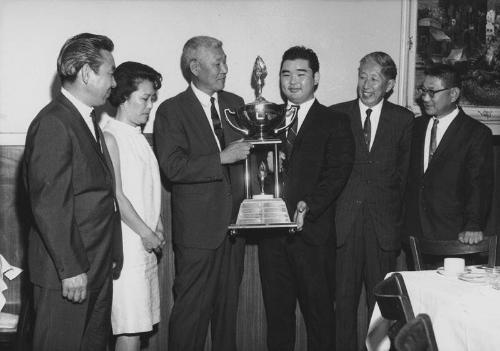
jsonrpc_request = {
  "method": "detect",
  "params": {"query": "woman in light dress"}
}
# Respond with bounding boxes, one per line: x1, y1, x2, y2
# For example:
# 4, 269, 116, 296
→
103, 61, 164, 351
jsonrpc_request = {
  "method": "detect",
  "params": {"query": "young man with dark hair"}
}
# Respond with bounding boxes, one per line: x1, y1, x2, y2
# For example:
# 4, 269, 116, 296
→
259, 46, 354, 351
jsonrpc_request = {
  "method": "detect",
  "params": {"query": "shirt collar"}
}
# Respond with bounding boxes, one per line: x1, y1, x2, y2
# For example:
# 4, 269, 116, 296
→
61, 87, 93, 119
435, 107, 459, 121
191, 81, 218, 107
287, 97, 315, 115
358, 98, 384, 116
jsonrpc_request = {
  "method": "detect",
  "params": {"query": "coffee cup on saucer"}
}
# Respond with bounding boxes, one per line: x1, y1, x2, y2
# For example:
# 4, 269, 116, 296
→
443, 258, 465, 276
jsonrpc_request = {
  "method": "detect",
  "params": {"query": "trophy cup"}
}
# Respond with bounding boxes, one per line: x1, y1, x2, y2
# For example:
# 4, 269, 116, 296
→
224, 56, 298, 233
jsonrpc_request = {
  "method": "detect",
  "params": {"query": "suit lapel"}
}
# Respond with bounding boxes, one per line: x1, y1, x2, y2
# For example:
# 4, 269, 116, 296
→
349, 100, 369, 154
56, 94, 111, 172
289, 100, 318, 160
183, 87, 220, 152
427, 111, 465, 170
370, 101, 391, 154
217, 91, 237, 144
417, 116, 430, 177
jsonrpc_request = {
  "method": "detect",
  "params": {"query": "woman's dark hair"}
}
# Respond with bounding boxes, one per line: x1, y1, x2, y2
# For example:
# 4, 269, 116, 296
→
109, 61, 162, 107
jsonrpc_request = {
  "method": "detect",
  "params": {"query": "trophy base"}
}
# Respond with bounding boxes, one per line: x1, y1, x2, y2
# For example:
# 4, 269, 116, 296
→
252, 193, 273, 200
228, 198, 297, 233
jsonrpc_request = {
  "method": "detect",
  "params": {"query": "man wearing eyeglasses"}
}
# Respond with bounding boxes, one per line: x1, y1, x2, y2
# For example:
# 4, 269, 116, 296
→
404, 64, 493, 248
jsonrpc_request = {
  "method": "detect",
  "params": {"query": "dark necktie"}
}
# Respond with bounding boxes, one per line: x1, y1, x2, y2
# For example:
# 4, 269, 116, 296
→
429, 118, 439, 162
90, 110, 102, 152
363, 108, 372, 149
210, 97, 225, 149
286, 105, 300, 157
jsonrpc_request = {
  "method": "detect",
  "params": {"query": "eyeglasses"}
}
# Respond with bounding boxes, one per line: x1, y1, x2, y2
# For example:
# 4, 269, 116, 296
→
416, 87, 450, 98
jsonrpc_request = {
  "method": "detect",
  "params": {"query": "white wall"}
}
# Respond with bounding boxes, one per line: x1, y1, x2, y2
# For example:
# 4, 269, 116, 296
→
0, 0, 406, 143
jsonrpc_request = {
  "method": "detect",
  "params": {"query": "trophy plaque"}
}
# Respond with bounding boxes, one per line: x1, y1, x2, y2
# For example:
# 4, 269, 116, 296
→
224, 56, 298, 234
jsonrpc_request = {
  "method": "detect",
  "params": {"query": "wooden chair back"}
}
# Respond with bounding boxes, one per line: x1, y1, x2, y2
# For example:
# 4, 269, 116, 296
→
395, 313, 438, 351
409, 235, 498, 271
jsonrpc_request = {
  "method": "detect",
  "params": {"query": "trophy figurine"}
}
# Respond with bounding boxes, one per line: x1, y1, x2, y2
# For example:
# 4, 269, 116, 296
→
254, 161, 273, 199
224, 56, 298, 233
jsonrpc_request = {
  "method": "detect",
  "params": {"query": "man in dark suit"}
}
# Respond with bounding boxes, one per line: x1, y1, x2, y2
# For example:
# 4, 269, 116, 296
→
404, 64, 493, 245
331, 51, 414, 351
153, 36, 251, 351
23, 33, 123, 351
258, 46, 354, 351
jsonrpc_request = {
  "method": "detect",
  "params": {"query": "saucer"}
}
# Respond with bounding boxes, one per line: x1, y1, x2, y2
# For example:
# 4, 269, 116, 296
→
436, 266, 471, 277
458, 272, 488, 284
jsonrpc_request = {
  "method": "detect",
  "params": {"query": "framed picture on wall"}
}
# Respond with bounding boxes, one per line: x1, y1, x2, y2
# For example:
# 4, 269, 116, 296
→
404, 0, 500, 134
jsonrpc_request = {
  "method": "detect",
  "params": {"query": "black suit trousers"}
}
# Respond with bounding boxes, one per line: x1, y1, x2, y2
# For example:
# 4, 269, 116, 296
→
168, 236, 245, 351
336, 205, 397, 351
258, 233, 336, 351
32, 277, 112, 351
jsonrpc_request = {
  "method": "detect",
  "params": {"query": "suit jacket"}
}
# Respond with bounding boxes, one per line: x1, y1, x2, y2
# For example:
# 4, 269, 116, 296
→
154, 87, 245, 249
283, 100, 355, 246
23, 93, 123, 290
331, 99, 414, 251
403, 110, 494, 240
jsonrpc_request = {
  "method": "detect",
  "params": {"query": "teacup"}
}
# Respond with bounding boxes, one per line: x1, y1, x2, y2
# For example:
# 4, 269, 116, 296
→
443, 258, 465, 276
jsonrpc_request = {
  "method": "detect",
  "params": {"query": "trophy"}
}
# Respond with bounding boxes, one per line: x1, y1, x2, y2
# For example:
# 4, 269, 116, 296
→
224, 56, 298, 233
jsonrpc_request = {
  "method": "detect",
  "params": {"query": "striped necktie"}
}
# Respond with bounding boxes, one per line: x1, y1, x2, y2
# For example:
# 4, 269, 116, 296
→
429, 118, 439, 162
363, 108, 372, 150
286, 105, 300, 157
210, 97, 225, 149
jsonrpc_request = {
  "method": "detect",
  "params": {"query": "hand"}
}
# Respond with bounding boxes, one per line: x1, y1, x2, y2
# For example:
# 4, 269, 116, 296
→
220, 139, 252, 164
141, 229, 163, 253
156, 229, 166, 246
293, 201, 308, 232
267, 151, 286, 173
458, 231, 484, 244
62, 273, 87, 303
154, 228, 165, 254
112, 261, 121, 280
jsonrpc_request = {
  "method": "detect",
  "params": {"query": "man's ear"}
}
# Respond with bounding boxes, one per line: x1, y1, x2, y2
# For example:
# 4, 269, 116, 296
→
189, 59, 200, 77
450, 87, 460, 103
81, 63, 91, 85
385, 79, 396, 93
313, 72, 320, 86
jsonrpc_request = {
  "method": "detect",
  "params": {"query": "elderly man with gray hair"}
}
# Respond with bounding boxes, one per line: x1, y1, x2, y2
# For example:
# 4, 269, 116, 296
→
154, 35, 251, 351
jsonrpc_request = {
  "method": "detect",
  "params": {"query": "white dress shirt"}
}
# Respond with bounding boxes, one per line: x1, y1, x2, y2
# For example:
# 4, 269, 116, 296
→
285, 97, 315, 135
61, 87, 97, 141
358, 99, 383, 151
191, 82, 223, 151
423, 108, 459, 172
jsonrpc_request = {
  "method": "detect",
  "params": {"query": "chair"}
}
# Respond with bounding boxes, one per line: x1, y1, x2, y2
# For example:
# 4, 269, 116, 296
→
409, 235, 498, 271
373, 273, 415, 350
395, 313, 438, 351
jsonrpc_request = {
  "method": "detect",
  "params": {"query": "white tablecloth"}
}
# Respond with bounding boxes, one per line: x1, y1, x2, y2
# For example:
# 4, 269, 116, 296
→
366, 270, 500, 351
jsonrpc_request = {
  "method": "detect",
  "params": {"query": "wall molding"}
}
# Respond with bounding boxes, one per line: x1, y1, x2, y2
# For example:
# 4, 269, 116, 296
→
0, 133, 26, 146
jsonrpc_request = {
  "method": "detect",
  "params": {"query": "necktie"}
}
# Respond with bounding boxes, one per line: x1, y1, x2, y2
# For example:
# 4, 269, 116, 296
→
429, 118, 439, 162
286, 105, 300, 157
210, 97, 225, 149
363, 108, 372, 150
90, 110, 102, 152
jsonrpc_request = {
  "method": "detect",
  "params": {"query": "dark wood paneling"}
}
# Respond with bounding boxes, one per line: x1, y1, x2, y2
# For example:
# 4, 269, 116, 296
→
0, 146, 29, 314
